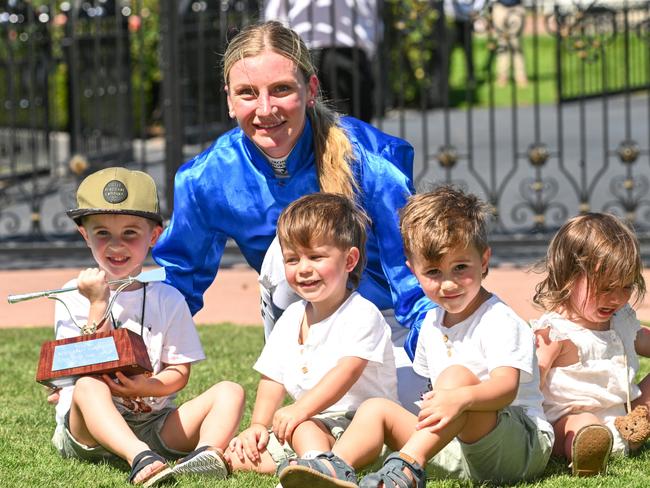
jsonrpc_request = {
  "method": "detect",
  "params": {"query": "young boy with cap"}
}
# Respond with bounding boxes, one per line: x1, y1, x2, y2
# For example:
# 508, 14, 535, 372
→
49, 167, 245, 487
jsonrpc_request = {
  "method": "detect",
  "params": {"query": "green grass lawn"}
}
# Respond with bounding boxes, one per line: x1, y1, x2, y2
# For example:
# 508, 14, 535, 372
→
1, 324, 649, 487
441, 31, 650, 109
447, 36, 558, 109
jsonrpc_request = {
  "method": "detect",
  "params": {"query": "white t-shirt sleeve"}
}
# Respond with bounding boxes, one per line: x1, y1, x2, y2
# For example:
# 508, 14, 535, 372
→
338, 297, 391, 364
482, 305, 535, 383
412, 312, 433, 379
254, 301, 302, 383
53, 279, 86, 339
160, 287, 205, 365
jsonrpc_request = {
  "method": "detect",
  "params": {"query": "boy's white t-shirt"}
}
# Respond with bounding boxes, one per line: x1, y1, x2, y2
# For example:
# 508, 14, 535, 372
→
254, 291, 398, 412
413, 294, 553, 435
53, 280, 205, 426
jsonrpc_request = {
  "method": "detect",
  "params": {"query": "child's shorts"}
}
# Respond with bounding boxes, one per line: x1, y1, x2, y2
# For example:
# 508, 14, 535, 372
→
425, 406, 553, 483
52, 407, 189, 462
266, 410, 355, 471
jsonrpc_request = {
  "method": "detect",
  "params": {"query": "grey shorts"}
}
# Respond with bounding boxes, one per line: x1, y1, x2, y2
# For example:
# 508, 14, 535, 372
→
52, 407, 189, 462
266, 411, 355, 469
425, 406, 553, 483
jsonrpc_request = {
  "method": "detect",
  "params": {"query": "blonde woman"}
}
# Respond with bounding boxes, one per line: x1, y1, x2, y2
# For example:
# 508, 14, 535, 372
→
153, 21, 432, 409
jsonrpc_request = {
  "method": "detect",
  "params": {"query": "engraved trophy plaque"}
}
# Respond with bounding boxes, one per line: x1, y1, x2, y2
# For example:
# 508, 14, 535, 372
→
8, 268, 165, 388
35, 328, 153, 388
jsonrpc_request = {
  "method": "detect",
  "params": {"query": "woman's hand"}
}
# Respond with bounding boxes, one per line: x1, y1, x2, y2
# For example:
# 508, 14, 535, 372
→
272, 403, 310, 444
229, 423, 269, 463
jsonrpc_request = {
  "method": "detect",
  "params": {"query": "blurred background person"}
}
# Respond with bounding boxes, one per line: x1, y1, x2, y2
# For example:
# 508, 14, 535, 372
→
492, 0, 528, 87
264, 0, 378, 122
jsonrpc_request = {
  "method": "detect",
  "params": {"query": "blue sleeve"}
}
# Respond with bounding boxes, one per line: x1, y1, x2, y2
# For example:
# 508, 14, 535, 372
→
152, 159, 227, 316
359, 143, 435, 361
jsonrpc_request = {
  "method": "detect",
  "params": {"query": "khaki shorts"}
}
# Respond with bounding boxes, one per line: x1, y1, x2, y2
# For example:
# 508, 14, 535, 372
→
266, 411, 355, 470
425, 406, 553, 483
52, 407, 189, 462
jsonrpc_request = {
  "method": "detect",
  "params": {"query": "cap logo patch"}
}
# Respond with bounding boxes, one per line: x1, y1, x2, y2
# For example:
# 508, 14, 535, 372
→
103, 180, 128, 204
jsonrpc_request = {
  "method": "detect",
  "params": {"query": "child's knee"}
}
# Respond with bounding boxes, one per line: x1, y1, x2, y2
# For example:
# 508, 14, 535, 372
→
212, 381, 245, 405
73, 375, 109, 398
435, 365, 480, 389
358, 397, 397, 416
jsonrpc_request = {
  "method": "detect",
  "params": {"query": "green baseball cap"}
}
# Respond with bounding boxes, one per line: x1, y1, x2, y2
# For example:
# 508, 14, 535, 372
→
67, 167, 162, 225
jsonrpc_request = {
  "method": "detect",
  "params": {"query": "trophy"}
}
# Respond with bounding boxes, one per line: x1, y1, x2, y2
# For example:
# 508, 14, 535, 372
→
8, 267, 166, 389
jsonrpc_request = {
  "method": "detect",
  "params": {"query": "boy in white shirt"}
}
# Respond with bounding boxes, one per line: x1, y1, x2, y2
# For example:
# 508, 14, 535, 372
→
278, 185, 553, 487
49, 167, 245, 487
226, 193, 398, 477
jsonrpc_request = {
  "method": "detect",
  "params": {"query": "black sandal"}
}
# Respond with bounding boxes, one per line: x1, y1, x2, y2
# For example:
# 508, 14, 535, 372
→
128, 450, 170, 486
359, 452, 426, 488
278, 451, 358, 488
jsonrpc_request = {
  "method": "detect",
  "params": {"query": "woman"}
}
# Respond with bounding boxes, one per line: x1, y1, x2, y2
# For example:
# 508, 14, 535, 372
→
152, 21, 432, 409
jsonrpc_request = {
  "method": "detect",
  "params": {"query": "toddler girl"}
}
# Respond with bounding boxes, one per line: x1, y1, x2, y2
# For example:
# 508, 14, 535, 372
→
533, 213, 650, 476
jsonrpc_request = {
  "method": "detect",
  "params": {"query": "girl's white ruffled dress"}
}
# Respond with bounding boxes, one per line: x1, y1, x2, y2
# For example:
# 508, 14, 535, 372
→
531, 305, 641, 453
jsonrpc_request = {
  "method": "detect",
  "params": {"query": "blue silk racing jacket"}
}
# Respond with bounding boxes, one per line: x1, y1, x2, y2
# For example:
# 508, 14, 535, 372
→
152, 116, 434, 358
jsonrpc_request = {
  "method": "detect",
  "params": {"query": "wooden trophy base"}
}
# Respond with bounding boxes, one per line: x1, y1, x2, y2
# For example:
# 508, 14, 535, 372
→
36, 328, 153, 389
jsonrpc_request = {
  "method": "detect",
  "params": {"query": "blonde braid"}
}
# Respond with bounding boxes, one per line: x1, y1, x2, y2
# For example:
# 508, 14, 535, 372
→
309, 103, 358, 199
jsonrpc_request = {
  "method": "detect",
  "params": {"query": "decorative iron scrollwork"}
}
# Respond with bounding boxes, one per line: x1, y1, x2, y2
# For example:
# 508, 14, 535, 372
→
436, 144, 458, 169
616, 140, 640, 164
550, 3, 617, 65
68, 154, 90, 176
602, 175, 650, 227
512, 177, 568, 232
527, 143, 550, 167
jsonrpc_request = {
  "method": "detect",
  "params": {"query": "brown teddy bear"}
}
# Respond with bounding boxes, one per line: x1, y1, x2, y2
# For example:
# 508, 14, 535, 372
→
614, 405, 650, 445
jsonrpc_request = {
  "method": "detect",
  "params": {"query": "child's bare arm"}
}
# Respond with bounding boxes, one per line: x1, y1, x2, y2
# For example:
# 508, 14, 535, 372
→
534, 327, 563, 388
76, 268, 111, 333
250, 376, 287, 427
417, 366, 519, 432
635, 325, 650, 357
103, 362, 190, 398
272, 356, 368, 444
230, 376, 286, 463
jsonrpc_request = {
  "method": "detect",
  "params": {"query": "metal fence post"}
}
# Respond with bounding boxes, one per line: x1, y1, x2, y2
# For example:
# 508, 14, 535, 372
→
159, 0, 183, 216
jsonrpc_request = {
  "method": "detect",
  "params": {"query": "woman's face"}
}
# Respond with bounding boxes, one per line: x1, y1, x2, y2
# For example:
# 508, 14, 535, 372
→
226, 50, 319, 159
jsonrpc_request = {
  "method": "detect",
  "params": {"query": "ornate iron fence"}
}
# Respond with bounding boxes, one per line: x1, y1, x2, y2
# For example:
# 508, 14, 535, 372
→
1, 0, 650, 268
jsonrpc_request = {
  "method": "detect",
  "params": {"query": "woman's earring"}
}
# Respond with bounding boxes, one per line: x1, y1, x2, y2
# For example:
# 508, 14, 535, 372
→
307, 99, 315, 108
229, 110, 235, 119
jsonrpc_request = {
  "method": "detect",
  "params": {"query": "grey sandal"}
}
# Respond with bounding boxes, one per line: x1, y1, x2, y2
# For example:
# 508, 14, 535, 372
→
278, 451, 358, 488
359, 452, 425, 488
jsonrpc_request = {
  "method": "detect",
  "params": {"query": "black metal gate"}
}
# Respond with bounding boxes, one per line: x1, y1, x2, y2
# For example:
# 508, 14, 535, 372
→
2, 0, 650, 268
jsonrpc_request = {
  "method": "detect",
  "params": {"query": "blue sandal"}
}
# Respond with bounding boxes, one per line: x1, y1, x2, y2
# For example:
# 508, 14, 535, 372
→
278, 451, 358, 488
359, 452, 426, 488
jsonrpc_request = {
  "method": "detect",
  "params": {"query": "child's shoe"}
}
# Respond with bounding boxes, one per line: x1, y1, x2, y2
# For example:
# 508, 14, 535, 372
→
172, 446, 230, 478
571, 424, 613, 476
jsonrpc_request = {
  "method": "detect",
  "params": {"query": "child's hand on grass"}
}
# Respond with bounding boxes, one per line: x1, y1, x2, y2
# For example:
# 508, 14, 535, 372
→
229, 423, 269, 463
